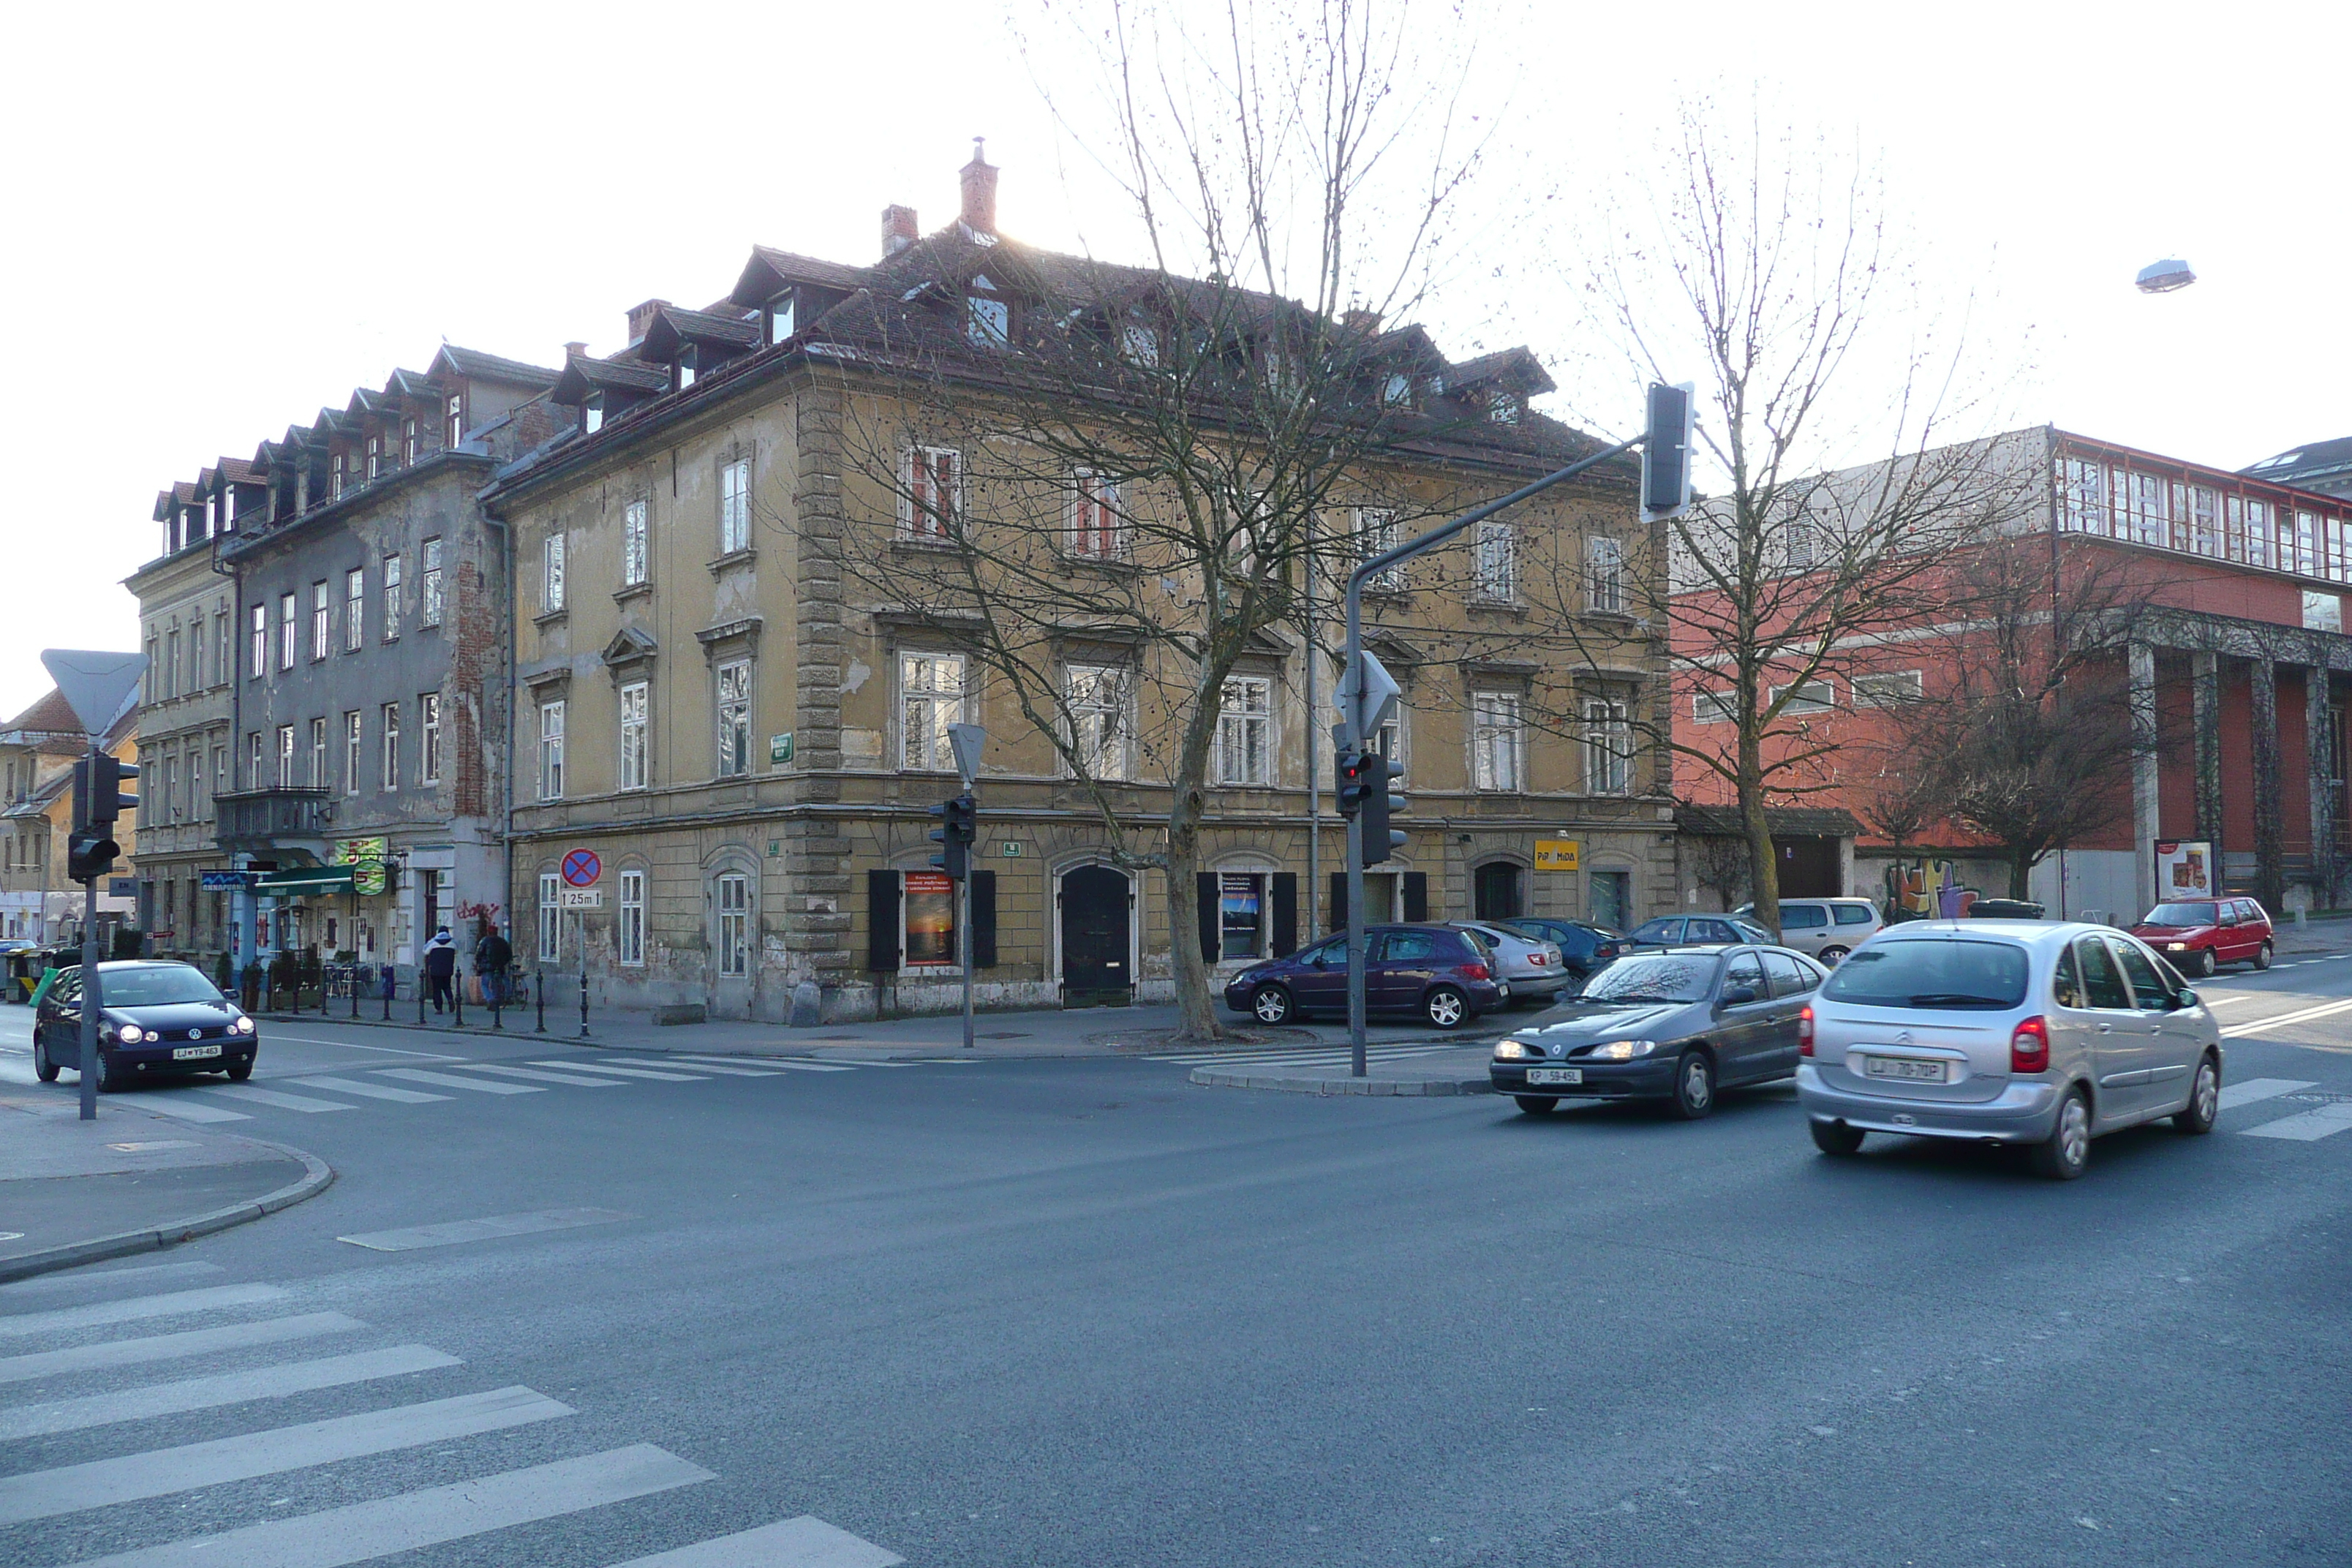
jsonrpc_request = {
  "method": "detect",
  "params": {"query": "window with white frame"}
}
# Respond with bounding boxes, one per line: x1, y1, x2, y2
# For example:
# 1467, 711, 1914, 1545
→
344, 568, 364, 650
1586, 535, 1626, 614
720, 459, 751, 554
623, 500, 649, 587
247, 731, 263, 789
274, 724, 295, 786
538, 701, 566, 799
278, 592, 297, 670
403, 418, 418, 465
901, 446, 961, 540
1069, 470, 1123, 559
382, 553, 402, 639
1851, 671, 1925, 708
1583, 698, 1632, 796
419, 693, 442, 785
766, 291, 796, 344
900, 652, 967, 771
716, 660, 752, 777
538, 872, 560, 962
1473, 692, 1523, 791
1213, 676, 1273, 786
366, 434, 382, 480
308, 717, 326, 785
619, 681, 649, 790
1356, 508, 1403, 590
2304, 591, 2344, 633
380, 703, 401, 791
1065, 663, 1130, 779
445, 392, 464, 448
716, 873, 750, 977
421, 538, 444, 627
1770, 679, 1836, 715
250, 604, 266, 678
331, 453, 346, 498
543, 532, 565, 613
215, 612, 230, 686
1473, 520, 1517, 601
965, 276, 1010, 347
1693, 690, 1738, 725
344, 711, 362, 794
619, 870, 646, 965
311, 581, 330, 660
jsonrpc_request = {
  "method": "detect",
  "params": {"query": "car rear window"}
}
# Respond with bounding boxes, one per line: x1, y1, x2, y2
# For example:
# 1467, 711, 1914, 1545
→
1820, 939, 2029, 1009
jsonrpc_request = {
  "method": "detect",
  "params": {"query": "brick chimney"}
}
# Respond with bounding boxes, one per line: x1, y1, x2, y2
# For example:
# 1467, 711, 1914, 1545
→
960, 138, 998, 235
1342, 307, 1382, 334
881, 205, 919, 257
562, 341, 588, 361
625, 299, 669, 346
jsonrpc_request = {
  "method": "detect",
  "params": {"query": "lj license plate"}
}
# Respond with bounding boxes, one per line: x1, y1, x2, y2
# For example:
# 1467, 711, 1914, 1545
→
1526, 1068, 1583, 1086
1865, 1056, 1945, 1082
171, 1044, 222, 1060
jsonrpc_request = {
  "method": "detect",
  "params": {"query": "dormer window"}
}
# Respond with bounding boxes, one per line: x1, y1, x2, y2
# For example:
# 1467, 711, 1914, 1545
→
1120, 318, 1160, 367
206, 495, 222, 535
674, 346, 698, 391
331, 453, 346, 498
583, 393, 605, 435
965, 276, 1011, 347
1383, 373, 1413, 408
445, 391, 464, 448
1487, 393, 1521, 425
403, 418, 418, 464
766, 290, 796, 345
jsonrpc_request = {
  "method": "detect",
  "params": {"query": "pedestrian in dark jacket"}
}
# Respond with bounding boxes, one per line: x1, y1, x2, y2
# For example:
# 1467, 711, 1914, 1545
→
423, 927, 459, 1013
475, 928, 512, 1006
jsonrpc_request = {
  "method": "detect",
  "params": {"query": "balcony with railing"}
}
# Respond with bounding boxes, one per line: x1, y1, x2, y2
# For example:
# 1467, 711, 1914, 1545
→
214, 786, 333, 855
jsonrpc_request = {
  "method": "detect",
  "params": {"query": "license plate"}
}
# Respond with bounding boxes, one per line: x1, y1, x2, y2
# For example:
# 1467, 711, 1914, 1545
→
1526, 1068, 1583, 1085
1864, 1055, 1945, 1082
171, 1044, 222, 1060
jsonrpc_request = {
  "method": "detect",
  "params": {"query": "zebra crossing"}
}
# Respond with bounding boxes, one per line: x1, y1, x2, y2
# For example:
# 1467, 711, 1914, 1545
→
0, 1262, 904, 1567
1145, 1041, 1468, 1068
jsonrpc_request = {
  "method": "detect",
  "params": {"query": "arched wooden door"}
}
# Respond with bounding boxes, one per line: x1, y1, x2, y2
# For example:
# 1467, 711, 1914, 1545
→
1060, 865, 1132, 1008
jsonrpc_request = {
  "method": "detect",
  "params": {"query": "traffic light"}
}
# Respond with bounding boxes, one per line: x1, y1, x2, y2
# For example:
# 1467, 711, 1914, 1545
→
1335, 750, 1373, 818
67, 829, 118, 885
70, 755, 140, 834
1358, 750, 1408, 867
928, 793, 978, 879
1642, 380, 1695, 520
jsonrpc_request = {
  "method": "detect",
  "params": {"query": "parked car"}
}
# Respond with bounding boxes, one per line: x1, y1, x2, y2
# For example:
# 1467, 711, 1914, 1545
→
1627, 914, 1774, 951
1795, 921, 2224, 1180
1733, 898, 1883, 962
32, 960, 258, 1092
1449, 922, 1569, 1006
1492, 917, 1632, 984
1490, 943, 1828, 1117
1224, 924, 1506, 1029
2129, 896, 2274, 977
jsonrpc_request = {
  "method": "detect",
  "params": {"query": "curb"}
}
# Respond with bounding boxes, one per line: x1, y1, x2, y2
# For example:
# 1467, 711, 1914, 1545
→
0, 1139, 336, 1286
1189, 1066, 1493, 1096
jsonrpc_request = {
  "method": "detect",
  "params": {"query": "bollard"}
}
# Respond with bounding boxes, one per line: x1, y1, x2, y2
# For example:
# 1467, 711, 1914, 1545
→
350, 968, 361, 1021
453, 973, 464, 1030
578, 968, 589, 1039
417, 969, 426, 1026
381, 967, 392, 1023
535, 969, 546, 1033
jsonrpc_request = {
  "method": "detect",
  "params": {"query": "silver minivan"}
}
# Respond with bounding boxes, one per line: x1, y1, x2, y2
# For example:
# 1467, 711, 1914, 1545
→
1735, 898, 1882, 962
1795, 920, 2224, 1180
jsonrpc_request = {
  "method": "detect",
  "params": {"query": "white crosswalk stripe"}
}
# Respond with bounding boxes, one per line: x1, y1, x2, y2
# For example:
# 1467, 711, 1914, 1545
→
602, 1055, 784, 1077
134, 1096, 252, 1123
0, 1282, 285, 1339
0, 1344, 462, 1441
372, 1066, 542, 1095
444, 1062, 629, 1087
2242, 1100, 2352, 1141
531, 1059, 710, 1081
202, 1084, 359, 1114
290, 1075, 448, 1104
2217, 1077, 2316, 1110
0, 1312, 365, 1385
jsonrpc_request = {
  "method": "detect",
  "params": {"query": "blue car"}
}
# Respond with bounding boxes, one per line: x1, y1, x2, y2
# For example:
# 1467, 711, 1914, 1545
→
1223, 924, 1506, 1029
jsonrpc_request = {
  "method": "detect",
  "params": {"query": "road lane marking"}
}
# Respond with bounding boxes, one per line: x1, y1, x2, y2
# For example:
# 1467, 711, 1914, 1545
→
204, 1085, 359, 1114
0, 1282, 287, 1338
0, 1384, 570, 1526
441, 1063, 627, 1088
66, 1443, 714, 1568
0, 1344, 464, 1441
2242, 1101, 2352, 1142
602, 1056, 783, 1077
261, 1036, 464, 1059
2222, 997, 2352, 1036
2217, 1078, 2318, 1110
2203, 996, 2257, 1007
608, 1516, 906, 1567
734, 1058, 859, 1073
528, 1060, 709, 1081
0, 1259, 224, 1302
338, 1207, 633, 1252
373, 1067, 542, 1095
290, 1074, 449, 1104
0, 1313, 366, 1386
133, 1096, 254, 1123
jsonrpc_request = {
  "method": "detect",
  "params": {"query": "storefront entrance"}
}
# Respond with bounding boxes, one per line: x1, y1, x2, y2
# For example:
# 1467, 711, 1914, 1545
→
1059, 865, 1131, 1007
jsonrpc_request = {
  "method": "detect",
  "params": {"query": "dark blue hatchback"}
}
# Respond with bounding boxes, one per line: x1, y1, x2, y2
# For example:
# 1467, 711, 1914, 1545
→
1222, 924, 1505, 1029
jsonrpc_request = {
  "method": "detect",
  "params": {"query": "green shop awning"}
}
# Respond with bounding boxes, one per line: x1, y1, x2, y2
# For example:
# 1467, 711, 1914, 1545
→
254, 866, 356, 897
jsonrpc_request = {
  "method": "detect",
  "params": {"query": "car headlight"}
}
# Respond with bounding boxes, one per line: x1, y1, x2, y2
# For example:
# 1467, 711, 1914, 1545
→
1588, 1039, 1657, 1060
233, 1016, 255, 1033
1494, 1039, 1531, 1060
115, 1024, 146, 1044
2166, 942, 2187, 951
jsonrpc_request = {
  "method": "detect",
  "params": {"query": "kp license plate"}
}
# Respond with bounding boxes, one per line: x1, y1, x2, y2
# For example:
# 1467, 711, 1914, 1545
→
171, 1044, 222, 1060
1526, 1068, 1583, 1086
1865, 1055, 1945, 1083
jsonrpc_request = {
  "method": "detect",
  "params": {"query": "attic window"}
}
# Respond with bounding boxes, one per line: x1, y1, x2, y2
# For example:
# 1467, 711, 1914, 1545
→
1382, 373, 1412, 408
767, 291, 796, 345
583, 393, 605, 435
445, 392, 464, 448
1120, 319, 1160, 367
966, 276, 1010, 347
1486, 393, 1521, 425
674, 346, 698, 391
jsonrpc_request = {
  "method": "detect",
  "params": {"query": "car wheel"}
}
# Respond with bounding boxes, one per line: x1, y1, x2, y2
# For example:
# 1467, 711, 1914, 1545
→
2174, 1052, 2220, 1134
2030, 1086, 2092, 1180
226, 1060, 254, 1083
2253, 941, 2273, 970
2190, 948, 2216, 979
1669, 1049, 1716, 1120
1424, 986, 1469, 1030
94, 1049, 126, 1096
1818, 946, 1850, 965
1249, 985, 1293, 1026
33, 1036, 59, 1083
1809, 1117, 1865, 1156
1514, 1095, 1558, 1115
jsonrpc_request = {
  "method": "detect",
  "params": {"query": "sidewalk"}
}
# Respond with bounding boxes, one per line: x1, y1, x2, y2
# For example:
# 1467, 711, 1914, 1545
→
1188, 1044, 1496, 1097
0, 1092, 333, 1284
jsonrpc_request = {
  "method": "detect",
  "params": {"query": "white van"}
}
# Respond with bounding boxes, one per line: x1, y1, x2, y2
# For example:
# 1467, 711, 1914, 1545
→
1734, 898, 1882, 962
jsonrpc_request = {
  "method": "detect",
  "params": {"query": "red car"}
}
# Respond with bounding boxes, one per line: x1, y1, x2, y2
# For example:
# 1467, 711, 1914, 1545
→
2130, 896, 2274, 978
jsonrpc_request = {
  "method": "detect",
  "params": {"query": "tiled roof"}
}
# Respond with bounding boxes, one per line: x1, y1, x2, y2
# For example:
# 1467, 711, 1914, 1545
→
640, 306, 762, 359
551, 355, 671, 405
435, 344, 561, 388
4, 689, 80, 735
731, 246, 873, 304
2242, 435, 2352, 493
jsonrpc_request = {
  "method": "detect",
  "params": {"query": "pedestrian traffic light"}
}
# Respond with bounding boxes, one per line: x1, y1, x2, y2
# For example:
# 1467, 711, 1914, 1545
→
928, 793, 978, 879
67, 829, 117, 885
1358, 751, 1408, 867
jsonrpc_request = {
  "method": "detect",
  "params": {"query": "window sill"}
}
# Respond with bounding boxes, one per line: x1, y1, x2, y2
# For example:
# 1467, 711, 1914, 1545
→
1063, 551, 1140, 573
612, 582, 654, 606
891, 536, 963, 556
532, 608, 568, 629
1467, 598, 1529, 617
706, 549, 757, 576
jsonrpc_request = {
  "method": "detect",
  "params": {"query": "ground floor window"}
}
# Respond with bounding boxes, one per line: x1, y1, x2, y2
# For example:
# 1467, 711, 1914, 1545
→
619, 870, 645, 966
901, 870, 957, 968
538, 872, 560, 963
716, 873, 750, 977
1588, 869, 1631, 932
1474, 862, 1524, 921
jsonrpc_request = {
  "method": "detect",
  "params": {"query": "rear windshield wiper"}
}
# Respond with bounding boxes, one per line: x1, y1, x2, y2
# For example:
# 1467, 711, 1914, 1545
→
1905, 992, 2009, 1007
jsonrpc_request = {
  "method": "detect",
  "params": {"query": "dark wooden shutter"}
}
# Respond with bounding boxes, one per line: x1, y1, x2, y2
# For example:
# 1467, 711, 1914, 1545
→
1270, 872, 1297, 957
1196, 872, 1220, 963
1328, 872, 1348, 934
970, 870, 997, 968
1403, 871, 1428, 923
867, 870, 900, 971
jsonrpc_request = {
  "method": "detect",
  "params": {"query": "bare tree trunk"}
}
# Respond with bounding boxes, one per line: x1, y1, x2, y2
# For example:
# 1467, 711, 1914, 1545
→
2010, 850, 2035, 902
1738, 722, 1780, 937
1163, 742, 1221, 1041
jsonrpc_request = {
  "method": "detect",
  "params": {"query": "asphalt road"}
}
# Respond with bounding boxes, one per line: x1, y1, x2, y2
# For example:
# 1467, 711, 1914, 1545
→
3, 951, 2349, 1567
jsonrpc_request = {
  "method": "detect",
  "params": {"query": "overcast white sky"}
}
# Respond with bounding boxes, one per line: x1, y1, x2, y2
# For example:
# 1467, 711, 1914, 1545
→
4, 0, 2345, 717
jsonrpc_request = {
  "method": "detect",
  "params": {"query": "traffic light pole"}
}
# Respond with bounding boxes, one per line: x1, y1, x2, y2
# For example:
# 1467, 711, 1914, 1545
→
961, 851, 975, 1052
75, 739, 104, 1120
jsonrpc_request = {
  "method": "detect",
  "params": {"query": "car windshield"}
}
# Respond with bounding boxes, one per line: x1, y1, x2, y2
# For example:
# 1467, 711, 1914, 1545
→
1820, 940, 2029, 1009
100, 966, 225, 1008
2144, 902, 2219, 927
1579, 954, 1714, 1005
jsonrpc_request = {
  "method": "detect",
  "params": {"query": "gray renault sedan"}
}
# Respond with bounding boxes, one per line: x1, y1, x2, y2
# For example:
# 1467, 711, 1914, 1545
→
1490, 944, 1827, 1118
1795, 921, 2225, 1180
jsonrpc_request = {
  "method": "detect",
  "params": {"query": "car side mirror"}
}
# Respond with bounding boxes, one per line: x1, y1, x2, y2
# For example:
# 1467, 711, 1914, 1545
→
2176, 988, 2198, 1010
1719, 985, 1758, 1007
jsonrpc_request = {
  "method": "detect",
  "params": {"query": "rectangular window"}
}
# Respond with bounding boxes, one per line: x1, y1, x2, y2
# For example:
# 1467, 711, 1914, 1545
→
446, 392, 464, 448
1065, 664, 1130, 780
720, 459, 751, 554
543, 532, 566, 613
420, 538, 444, 627
1587, 536, 1627, 614
2304, 591, 2344, 633
403, 418, 418, 465
716, 661, 752, 777
1693, 690, 1737, 725
539, 872, 561, 963
619, 870, 645, 966
901, 446, 962, 540
162, 755, 179, 821
717, 873, 750, 977
419, 693, 442, 785
1220, 872, 1266, 960
309, 717, 326, 785
366, 435, 382, 480
619, 681, 649, 790
311, 580, 330, 660
2190, 486, 2220, 556
1852, 670, 1926, 707
1069, 470, 1123, 559
2296, 510, 2320, 577
539, 701, 566, 799
380, 703, 401, 791
623, 500, 649, 587
1355, 508, 1403, 591
1474, 520, 1517, 601
344, 568, 364, 649
966, 293, 1011, 347
1583, 698, 1631, 796
1473, 692, 1523, 792
1771, 679, 1836, 715
214, 745, 227, 804
900, 652, 967, 771
2130, 472, 2166, 547
216, 613, 230, 687
382, 553, 402, 639
331, 453, 346, 499
163, 630, 180, 699
274, 724, 295, 787
344, 711, 362, 794
1214, 676, 1273, 786
248, 731, 263, 789
278, 592, 297, 670
767, 291, 796, 344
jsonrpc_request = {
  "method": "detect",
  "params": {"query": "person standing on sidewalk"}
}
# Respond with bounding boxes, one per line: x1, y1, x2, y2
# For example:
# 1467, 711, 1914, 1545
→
423, 926, 459, 1014
475, 924, 512, 1008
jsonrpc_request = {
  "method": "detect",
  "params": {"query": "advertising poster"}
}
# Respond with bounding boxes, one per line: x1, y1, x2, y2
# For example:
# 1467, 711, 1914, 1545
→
1219, 872, 1262, 960
2155, 840, 2215, 899
903, 871, 957, 965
